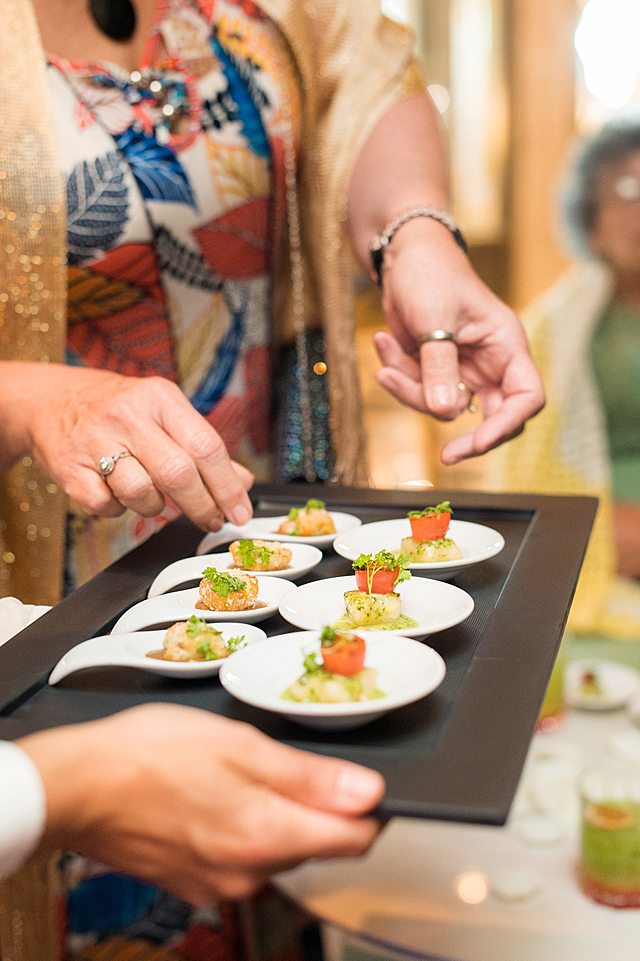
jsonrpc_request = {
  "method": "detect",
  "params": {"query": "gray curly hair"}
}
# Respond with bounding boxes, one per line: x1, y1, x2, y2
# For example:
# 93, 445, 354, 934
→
560, 112, 640, 257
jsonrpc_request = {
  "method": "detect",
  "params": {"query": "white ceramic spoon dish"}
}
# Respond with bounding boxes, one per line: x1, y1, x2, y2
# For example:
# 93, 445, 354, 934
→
111, 576, 294, 634
147, 544, 323, 598
197, 512, 361, 553
49, 624, 267, 683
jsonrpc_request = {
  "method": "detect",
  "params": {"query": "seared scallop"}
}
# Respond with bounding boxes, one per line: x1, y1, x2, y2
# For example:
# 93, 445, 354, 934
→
400, 536, 462, 563
343, 589, 402, 626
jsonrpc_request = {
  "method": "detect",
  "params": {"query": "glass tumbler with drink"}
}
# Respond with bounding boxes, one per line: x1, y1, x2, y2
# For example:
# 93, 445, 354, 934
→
579, 762, 640, 908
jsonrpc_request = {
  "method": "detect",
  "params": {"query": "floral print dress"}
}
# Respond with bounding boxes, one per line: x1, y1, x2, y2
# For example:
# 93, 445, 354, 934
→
47, 0, 300, 587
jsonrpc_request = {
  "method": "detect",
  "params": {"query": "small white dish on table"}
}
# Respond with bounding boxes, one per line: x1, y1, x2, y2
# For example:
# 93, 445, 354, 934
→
565, 659, 640, 711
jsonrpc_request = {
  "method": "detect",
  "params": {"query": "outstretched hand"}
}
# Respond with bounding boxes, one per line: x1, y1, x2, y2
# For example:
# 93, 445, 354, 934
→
374, 220, 545, 464
20, 704, 385, 904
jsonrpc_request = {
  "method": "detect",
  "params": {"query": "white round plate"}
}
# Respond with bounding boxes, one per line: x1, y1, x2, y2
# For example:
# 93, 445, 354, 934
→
49, 624, 267, 683
110, 576, 294, 634
278, 575, 473, 640
219, 630, 446, 730
147, 544, 323, 598
196, 513, 361, 553
565, 659, 640, 711
333, 518, 504, 579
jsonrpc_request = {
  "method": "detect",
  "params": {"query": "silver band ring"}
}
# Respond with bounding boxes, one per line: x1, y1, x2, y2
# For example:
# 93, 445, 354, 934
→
417, 329, 456, 345
98, 451, 131, 477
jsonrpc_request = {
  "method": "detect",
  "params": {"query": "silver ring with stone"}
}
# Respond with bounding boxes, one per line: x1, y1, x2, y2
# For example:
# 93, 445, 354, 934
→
417, 329, 456, 345
98, 451, 131, 477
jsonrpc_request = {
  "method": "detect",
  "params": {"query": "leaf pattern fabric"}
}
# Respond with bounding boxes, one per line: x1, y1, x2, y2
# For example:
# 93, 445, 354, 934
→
47, 0, 301, 596
114, 128, 197, 208
66, 152, 129, 264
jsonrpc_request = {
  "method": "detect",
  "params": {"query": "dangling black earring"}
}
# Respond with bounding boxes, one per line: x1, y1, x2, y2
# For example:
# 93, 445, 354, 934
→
88, 0, 137, 42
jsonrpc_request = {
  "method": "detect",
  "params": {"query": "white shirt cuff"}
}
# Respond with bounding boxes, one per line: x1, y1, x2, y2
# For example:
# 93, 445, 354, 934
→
0, 741, 47, 879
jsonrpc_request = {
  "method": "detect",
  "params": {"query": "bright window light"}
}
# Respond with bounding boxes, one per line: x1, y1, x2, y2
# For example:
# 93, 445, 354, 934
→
575, 0, 640, 109
381, 0, 412, 24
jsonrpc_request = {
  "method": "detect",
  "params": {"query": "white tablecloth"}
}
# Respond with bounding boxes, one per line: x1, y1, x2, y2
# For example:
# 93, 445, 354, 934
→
277, 701, 640, 961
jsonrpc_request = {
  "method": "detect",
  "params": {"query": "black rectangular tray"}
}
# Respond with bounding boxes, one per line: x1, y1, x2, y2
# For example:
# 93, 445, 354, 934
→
0, 486, 596, 824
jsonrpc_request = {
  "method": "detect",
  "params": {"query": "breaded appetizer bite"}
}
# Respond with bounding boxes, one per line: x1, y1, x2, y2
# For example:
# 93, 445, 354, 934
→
277, 498, 336, 536
161, 616, 245, 662
198, 568, 259, 612
229, 538, 292, 572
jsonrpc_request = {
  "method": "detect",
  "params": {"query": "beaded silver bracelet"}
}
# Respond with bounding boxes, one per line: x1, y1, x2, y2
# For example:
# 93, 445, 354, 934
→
369, 205, 467, 285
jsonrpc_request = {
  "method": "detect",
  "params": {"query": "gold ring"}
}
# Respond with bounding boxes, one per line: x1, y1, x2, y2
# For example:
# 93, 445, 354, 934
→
458, 382, 478, 414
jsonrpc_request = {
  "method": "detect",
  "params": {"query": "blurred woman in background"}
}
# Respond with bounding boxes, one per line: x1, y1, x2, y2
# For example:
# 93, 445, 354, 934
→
489, 114, 640, 640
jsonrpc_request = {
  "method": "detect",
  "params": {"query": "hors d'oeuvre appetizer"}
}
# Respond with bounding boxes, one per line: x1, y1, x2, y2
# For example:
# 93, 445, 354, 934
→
197, 568, 259, 612
336, 550, 417, 631
229, 538, 292, 572
277, 498, 336, 536
156, 616, 246, 662
401, 500, 462, 563
281, 626, 384, 703
578, 668, 605, 698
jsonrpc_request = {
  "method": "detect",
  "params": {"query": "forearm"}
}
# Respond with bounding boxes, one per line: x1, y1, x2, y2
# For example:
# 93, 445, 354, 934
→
347, 93, 451, 269
0, 360, 57, 469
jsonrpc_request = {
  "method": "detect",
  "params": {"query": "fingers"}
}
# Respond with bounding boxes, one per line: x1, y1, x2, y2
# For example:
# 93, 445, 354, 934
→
418, 340, 468, 419
229, 725, 385, 816
151, 381, 254, 527
374, 331, 466, 419
103, 455, 165, 517
231, 460, 255, 491
64, 465, 127, 519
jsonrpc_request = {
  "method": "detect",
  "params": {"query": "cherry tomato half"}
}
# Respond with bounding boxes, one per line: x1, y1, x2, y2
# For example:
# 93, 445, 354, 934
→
321, 631, 366, 676
409, 511, 451, 541
354, 567, 399, 594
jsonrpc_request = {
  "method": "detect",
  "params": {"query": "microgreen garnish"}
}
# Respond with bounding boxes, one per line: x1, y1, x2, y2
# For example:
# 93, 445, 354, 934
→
201, 568, 248, 596
407, 500, 452, 518
235, 539, 273, 568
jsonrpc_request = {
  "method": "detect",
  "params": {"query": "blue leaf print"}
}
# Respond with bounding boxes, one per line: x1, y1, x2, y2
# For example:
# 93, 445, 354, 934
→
114, 128, 196, 208
190, 299, 246, 414
66, 152, 129, 265
210, 36, 270, 159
